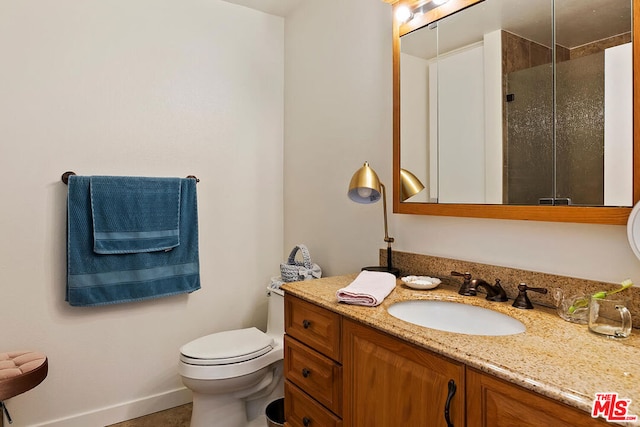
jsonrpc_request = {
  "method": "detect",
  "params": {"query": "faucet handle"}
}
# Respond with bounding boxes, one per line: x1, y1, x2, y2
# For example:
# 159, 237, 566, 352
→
451, 271, 476, 296
512, 283, 548, 309
451, 271, 471, 280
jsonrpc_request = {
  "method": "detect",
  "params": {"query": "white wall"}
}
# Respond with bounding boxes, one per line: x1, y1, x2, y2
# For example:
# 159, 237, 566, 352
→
284, 0, 640, 285
0, 0, 283, 425
284, 0, 394, 274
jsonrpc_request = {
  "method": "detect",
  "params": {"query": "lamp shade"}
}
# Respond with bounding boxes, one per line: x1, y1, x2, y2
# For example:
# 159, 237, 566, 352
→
346, 161, 399, 277
400, 168, 426, 201
348, 162, 382, 204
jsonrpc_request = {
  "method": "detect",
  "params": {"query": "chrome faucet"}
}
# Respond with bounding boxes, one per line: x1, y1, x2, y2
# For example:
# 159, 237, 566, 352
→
451, 272, 508, 301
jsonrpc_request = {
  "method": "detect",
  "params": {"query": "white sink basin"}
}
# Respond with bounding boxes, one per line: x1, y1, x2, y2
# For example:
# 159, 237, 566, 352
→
387, 300, 526, 336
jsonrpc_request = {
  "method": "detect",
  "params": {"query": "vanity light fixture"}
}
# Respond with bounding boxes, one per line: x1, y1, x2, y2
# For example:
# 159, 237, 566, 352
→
395, 5, 414, 23
396, 0, 451, 24
348, 162, 424, 277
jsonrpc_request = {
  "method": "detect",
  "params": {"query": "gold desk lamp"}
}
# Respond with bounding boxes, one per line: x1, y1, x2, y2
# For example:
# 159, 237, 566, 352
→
348, 162, 425, 277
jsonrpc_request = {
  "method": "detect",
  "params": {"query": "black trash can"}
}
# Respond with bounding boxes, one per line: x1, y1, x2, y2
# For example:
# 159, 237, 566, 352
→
265, 398, 285, 427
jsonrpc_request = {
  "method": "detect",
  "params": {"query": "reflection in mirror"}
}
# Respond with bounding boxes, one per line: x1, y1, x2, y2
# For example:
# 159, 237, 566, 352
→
399, 0, 632, 207
400, 20, 438, 202
554, 0, 632, 207
400, 168, 426, 201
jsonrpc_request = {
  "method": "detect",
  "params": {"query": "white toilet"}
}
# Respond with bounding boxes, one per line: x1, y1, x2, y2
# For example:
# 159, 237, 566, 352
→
179, 287, 285, 427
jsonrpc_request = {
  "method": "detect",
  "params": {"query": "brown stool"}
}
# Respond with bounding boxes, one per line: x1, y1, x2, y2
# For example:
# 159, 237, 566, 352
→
0, 351, 48, 426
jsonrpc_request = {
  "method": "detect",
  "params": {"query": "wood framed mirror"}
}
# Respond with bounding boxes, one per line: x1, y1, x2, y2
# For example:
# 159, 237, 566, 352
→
388, 0, 639, 224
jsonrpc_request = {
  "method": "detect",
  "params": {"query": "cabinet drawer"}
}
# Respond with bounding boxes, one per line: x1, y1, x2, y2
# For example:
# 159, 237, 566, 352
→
285, 295, 341, 361
285, 380, 343, 427
284, 335, 342, 415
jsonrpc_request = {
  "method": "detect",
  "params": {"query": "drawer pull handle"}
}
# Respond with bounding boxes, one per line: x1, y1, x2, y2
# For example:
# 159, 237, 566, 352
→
302, 319, 311, 329
303, 417, 311, 426
302, 368, 311, 378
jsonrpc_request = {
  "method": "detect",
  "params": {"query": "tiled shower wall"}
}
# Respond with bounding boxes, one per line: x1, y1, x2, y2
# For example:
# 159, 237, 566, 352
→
501, 31, 631, 206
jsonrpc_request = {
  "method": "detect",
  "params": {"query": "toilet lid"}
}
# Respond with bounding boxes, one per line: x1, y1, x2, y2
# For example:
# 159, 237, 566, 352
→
180, 327, 274, 365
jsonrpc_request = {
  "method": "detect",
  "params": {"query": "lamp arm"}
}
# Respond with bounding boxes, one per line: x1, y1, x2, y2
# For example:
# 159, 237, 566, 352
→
380, 183, 390, 242
380, 183, 395, 270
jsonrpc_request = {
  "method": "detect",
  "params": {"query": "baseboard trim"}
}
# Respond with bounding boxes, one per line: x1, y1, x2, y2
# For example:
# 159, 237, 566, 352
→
32, 387, 192, 427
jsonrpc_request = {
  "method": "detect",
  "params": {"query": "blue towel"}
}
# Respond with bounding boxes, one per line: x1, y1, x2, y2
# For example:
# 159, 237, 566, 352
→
90, 176, 181, 254
67, 176, 200, 307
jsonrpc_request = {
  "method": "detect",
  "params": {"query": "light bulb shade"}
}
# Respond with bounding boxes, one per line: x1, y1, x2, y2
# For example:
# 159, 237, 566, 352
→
395, 5, 413, 23
400, 168, 426, 201
348, 162, 382, 204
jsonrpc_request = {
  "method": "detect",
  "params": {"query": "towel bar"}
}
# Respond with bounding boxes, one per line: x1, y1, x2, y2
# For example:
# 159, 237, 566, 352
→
61, 171, 200, 184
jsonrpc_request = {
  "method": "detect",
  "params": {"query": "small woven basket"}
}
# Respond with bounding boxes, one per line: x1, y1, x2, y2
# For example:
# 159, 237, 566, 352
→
280, 244, 322, 282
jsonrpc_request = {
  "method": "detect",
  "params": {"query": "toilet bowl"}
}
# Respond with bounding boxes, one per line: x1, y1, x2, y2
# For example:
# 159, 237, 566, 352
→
179, 287, 285, 427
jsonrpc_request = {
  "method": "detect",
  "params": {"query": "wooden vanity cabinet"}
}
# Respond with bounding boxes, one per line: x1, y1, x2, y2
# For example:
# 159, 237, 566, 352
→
343, 318, 465, 426
284, 294, 606, 426
284, 295, 343, 427
466, 368, 608, 427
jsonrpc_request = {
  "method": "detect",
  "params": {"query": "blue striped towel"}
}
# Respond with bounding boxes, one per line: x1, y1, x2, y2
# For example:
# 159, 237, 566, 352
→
67, 176, 200, 307
90, 176, 182, 254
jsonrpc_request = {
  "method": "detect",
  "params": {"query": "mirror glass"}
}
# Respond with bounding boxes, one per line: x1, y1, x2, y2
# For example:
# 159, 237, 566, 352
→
399, 0, 633, 207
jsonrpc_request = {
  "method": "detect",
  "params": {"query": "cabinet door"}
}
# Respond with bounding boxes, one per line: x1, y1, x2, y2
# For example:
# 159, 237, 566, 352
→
466, 367, 609, 427
343, 318, 465, 427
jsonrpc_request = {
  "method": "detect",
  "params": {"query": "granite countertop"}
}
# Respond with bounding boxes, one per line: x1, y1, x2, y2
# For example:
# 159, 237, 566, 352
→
282, 274, 640, 425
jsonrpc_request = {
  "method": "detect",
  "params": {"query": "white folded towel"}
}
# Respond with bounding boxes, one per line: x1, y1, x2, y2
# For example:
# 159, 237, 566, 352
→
336, 270, 397, 307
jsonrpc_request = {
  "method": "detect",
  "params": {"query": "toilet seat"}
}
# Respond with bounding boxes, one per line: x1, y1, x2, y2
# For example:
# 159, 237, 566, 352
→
180, 327, 274, 366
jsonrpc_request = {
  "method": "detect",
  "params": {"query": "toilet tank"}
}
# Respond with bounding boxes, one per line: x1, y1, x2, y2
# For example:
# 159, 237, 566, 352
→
266, 287, 285, 340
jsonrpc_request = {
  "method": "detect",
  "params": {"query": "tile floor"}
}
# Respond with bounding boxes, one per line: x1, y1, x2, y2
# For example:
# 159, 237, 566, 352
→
107, 403, 191, 427
105, 404, 271, 427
